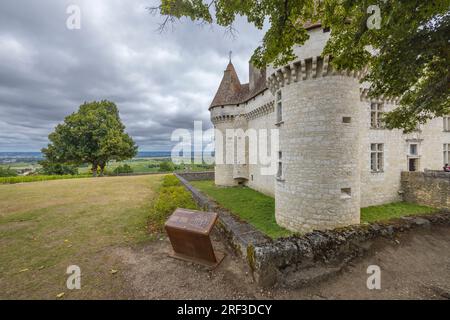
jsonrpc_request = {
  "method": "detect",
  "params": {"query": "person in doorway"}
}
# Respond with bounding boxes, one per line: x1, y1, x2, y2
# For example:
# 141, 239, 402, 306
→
443, 164, 450, 172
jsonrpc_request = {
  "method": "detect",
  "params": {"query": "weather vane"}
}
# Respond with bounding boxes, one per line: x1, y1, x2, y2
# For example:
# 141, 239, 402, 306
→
229, 50, 232, 62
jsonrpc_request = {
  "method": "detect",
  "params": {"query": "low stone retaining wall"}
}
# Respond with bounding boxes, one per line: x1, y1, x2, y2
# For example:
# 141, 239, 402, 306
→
177, 172, 450, 288
176, 173, 271, 260
177, 171, 215, 181
401, 170, 450, 210
253, 213, 450, 287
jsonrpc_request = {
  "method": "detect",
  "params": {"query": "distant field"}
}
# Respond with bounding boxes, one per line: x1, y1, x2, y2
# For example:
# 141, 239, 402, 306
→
1, 157, 214, 178
0, 162, 41, 171
0, 175, 163, 299
77, 158, 166, 174
71, 158, 212, 174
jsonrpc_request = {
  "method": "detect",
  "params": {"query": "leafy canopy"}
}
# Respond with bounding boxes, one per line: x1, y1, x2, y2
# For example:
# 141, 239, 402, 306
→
150, 0, 450, 132
42, 100, 137, 175
38, 161, 78, 176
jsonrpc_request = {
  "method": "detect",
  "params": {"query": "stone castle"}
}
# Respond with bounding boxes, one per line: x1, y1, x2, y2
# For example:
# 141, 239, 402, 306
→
209, 23, 449, 233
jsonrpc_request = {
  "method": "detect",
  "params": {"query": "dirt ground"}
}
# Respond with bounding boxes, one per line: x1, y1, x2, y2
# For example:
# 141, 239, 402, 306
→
114, 225, 450, 300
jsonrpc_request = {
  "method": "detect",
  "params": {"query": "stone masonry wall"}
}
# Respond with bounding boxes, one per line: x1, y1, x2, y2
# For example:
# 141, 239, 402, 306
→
211, 26, 450, 233
274, 74, 362, 233
177, 171, 214, 181
401, 171, 450, 210
177, 173, 450, 287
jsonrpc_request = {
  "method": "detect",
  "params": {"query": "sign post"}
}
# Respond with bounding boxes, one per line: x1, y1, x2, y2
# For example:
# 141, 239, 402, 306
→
165, 208, 225, 268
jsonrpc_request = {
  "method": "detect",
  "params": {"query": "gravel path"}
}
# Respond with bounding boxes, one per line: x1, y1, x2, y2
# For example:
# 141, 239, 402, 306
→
114, 225, 450, 300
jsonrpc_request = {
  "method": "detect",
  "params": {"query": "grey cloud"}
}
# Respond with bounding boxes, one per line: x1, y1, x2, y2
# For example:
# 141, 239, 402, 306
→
0, 0, 264, 151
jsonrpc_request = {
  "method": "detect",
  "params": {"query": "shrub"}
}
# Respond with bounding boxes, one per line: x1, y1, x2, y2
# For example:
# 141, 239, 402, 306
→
39, 161, 78, 175
0, 167, 18, 177
112, 164, 134, 175
148, 175, 197, 234
161, 174, 181, 187
0, 174, 91, 184
158, 161, 175, 172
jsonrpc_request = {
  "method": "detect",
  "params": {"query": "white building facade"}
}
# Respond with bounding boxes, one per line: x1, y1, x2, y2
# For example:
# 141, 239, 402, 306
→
209, 24, 450, 233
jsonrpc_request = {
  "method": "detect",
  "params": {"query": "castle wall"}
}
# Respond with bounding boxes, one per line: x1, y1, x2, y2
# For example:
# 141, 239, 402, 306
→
420, 117, 450, 171
210, 25, 449, 233
212, 114, 239, 186
245, 92, 276, 196
274, 75, 362, 233
401, 171, 450, 210
359, 99, 450, 207
359, 100, 405, 207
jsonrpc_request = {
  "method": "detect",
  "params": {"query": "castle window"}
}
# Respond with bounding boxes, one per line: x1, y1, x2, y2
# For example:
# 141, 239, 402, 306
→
444, 144, 450, 165
370, 143, 384, 172
277, 151, 283, 179
409, 144, 418, 156
444, 117, 450, 131
276, 90, 283, 123
370, 103, 384, 128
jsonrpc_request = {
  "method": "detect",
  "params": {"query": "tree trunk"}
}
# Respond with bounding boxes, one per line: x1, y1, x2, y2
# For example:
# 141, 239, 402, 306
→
99, 163, 106, 177
91, 162, 98, 177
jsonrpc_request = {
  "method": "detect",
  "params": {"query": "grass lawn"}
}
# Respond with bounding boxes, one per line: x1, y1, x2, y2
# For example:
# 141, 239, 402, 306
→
0, 175, 163, 299
190, 181, 440, 237
190, 180, 292, 239
361, 202, 439, 223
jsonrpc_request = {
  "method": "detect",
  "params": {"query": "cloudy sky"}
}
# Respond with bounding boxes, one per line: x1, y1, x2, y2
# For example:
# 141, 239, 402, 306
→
0, 0, 264, 151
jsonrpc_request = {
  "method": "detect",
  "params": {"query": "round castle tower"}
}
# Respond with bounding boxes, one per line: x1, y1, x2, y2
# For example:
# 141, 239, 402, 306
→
268, 25, 363, 232
209, 62, 249, 186
209, 24, 364, 233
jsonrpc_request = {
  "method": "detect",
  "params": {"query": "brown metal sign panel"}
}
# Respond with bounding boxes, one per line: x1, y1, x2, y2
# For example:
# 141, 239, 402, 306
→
165, 208, 217, 234
165, 208, 224, 268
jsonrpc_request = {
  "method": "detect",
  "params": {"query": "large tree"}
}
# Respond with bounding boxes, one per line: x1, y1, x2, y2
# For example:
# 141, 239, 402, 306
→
42, 100, 137, 176
150, 0, 450, 132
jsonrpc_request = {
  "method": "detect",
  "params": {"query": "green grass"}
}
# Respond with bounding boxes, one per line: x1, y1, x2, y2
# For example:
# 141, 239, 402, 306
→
77, 159, 163, 174
190, 180, 292, 239
361, 202, 439, 223
148, 175, 198, 233
78, 158, 214, 175
0, 175, 163, 299
0, 174, 91, 184
190, 181, 440, 236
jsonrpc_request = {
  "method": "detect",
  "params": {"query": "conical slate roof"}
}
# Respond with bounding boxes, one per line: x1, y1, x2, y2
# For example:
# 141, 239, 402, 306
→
210, 61, 267, 109
210, 62, 243, 108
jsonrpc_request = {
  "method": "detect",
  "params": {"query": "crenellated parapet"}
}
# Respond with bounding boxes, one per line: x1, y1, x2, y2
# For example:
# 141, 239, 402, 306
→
267, 55, 364, 95
211, 100, 275, 125
245, 101, 275, 121
360, 88, 400, 104
211, 114, 236, 125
